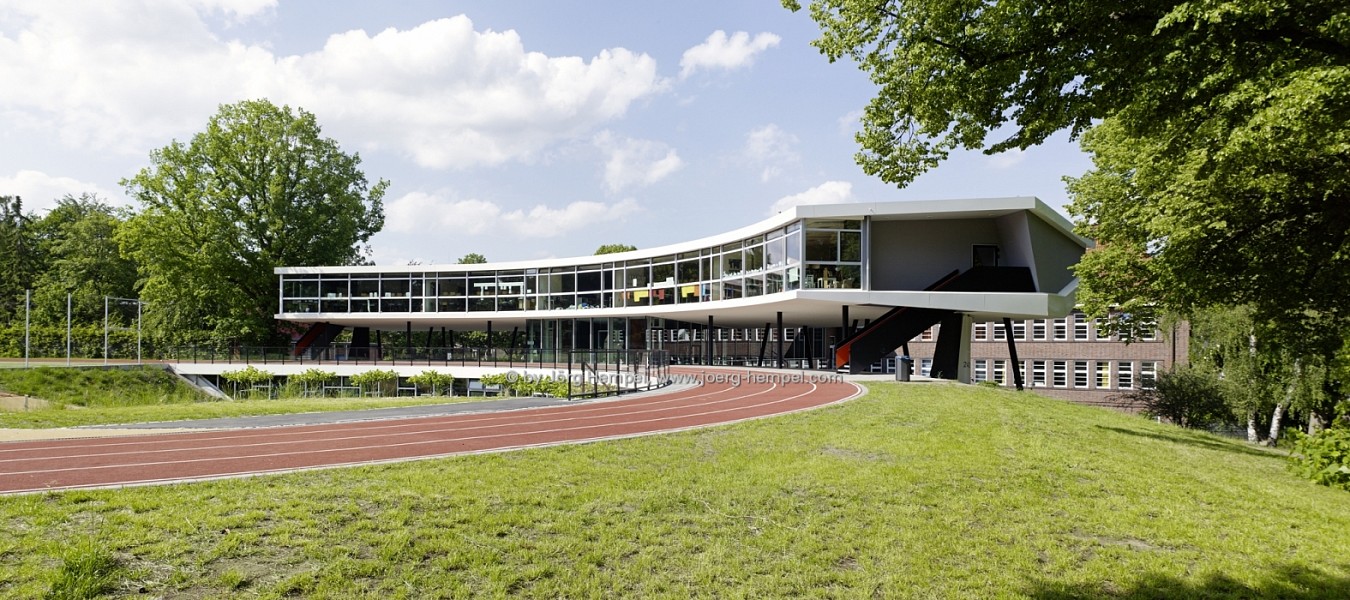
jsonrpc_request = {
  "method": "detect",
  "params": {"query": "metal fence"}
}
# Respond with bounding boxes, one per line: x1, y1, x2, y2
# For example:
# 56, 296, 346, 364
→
566, 349, 671, 400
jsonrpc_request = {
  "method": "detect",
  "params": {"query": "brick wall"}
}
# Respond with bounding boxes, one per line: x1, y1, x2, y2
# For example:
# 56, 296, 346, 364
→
904, 314, 1189, 410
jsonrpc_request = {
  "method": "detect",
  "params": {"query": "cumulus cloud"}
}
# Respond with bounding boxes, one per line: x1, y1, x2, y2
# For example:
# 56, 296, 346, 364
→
0, 170, 122, 214
987, 148, 1027, 169
0, 4, 665, 167
743, 124, 799, 182
679, 30, 780, 79
386, 190, 640, 238
594, 131, 683, 193
769, 181, 854, 214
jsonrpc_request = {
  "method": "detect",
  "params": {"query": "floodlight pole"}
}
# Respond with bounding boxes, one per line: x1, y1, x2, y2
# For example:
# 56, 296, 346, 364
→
24, 289, 30, 368
136, 300, 143, 364
104, 295, 109, 366
66, 292, 72, 366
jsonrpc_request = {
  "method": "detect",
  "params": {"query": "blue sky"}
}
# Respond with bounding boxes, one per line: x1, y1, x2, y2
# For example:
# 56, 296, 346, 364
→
0, 0, 1092, 265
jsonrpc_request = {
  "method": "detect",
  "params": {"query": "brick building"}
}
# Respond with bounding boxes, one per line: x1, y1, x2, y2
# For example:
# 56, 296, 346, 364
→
904, 311, 1189, 409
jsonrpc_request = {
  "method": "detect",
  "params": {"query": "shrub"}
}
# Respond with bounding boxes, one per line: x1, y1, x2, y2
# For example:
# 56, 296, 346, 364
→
219, 366, 275, 399
1123, 365, 1232, 429
407, 370, 455, 396
1289, 428, 1350, 491
350, 369, 399, 397
287, 368, 336, 397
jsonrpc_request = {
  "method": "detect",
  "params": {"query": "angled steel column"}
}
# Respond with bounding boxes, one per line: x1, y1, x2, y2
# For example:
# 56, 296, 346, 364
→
776, 311, 785, 369
1003, 317, 1024, 391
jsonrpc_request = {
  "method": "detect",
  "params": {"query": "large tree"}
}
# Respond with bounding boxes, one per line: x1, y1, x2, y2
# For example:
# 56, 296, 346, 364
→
0, 196, 39, 323
786, 0, 1349, 351
122, 99, 387, 346
29, 194, 139, 326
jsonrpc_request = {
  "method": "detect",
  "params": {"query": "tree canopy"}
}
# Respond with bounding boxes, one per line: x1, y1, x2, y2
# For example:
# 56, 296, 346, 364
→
594, 244, 637, 255
121, 99, 387, 346
457, 253, 488, 264
787, 0, 1349, 353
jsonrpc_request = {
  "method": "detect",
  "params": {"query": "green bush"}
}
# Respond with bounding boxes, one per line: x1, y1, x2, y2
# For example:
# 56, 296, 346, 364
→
220, 366, 275, 399
350, 369, 399, 397
1123, 365, 1232, 429
407, 370, 454, 396
1289, 428, 1350, 491
287, 368, 336, 397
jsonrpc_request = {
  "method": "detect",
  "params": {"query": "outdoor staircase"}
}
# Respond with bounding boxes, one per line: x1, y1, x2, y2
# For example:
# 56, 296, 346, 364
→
833, 267, 1037, 374
292, 322, 345, 358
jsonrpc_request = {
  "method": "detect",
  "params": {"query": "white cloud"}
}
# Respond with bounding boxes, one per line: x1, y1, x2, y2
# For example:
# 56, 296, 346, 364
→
0, 170, 122, 214
679, 30, 780, 79
988, 148, 1027, 169
386, 190, 640, 239
594, 131, 683, 193
837, 109, 864, 136
769, 181, 853, 214
0, 6, 665, 167
743, 124, 799, 182
500, 198, 641, 238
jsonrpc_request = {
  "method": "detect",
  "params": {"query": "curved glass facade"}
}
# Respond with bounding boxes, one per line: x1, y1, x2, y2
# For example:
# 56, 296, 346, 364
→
279, 218, 864, 315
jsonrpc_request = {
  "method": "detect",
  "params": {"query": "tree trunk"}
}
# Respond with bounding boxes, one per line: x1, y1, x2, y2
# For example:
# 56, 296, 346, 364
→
1247, 413, 1259, 444
1266, 402, 1286, 447
1309, 413, 1323, 435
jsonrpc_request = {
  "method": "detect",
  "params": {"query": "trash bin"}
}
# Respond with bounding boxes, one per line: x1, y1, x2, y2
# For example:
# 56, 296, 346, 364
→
896, 356, 913, 382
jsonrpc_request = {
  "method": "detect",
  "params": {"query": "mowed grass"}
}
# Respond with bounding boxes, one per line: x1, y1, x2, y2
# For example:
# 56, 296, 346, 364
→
2, 383, 1348, 598
0, 366, 487, 429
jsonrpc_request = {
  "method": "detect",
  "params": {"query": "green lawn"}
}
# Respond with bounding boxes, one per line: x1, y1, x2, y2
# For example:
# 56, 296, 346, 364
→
0, 395, 492, 429
2, 383, 1348, 598
0, 365, 483, 429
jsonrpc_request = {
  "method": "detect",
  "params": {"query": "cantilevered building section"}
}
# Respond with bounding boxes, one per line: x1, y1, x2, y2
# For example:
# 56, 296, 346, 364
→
275, 197, 1090, 381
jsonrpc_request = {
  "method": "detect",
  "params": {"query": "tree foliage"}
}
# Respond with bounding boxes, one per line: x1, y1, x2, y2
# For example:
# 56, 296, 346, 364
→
594, 244, 637, 255
456, 253, 488, 264
121, 99, 387, 346
1124, 365, 1232, 430
28, 194, 139, 326
787, 0, 1350, 353
0, 196, 39, 323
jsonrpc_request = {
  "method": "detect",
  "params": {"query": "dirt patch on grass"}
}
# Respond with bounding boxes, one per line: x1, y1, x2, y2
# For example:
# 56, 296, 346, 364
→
0, 393, 49, 411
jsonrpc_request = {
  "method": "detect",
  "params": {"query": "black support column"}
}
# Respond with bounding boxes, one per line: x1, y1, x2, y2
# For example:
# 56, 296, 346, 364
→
776, 311, 785, 369
1002, 317, 1024, 391
705, 315, 714, 366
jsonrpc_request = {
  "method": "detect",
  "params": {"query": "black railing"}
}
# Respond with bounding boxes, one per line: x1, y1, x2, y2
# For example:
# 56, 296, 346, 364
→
566, 349, 671, 400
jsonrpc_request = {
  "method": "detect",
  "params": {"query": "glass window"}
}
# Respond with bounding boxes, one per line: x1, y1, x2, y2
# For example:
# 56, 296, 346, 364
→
1032, 360, 1046, 387
840, 231, 862, 262
283, 278, 319, 298
352, 279, 379, 298
745, 276, 763, 297
744, 244, 764, 271
805, 231, 837, 262
973, 322, 988, 341
1053, 318, 1068, 340
1118, 361, 1134, 389
652, 261, 675, 285
626, 263, 649, 288
438, 276, 465, 296
785, 231, 802, 264
765, 235, 786, 269
319, 279, 348, 298
678, 260, 700, 284
577, 270, 602, 292
974, 360, 988, 382
1074, 361, 1089, 388
1053, 361, 1067, 387
1096, 361, 1111, 389
1073, 312, 1089, 340
1141, 361, 1158, 389
1032, 320, 1047, 340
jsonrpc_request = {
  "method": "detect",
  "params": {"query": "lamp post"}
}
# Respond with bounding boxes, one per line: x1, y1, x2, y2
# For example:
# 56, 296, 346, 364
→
66, 290, 72, 366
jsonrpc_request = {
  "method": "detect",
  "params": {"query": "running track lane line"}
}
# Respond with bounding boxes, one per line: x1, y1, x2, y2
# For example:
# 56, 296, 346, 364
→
0, 373, 863, 494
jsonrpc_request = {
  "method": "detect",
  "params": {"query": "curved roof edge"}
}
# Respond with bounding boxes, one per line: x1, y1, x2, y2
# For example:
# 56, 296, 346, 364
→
276, 196, 1088, 275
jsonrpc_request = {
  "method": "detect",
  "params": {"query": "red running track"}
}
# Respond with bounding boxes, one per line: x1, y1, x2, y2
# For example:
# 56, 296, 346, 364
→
0, 368, 861, 494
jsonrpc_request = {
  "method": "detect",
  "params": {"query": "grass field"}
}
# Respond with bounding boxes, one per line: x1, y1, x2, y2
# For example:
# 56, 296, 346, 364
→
0, 365, 484, 429
2, 383, 1348, 598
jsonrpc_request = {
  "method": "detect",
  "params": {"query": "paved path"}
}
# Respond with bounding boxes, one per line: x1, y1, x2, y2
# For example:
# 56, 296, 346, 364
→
0, 368, 862, 494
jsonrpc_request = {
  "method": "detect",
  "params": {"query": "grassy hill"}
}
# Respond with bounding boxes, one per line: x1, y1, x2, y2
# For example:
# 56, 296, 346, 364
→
2, 383, 1348, 598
